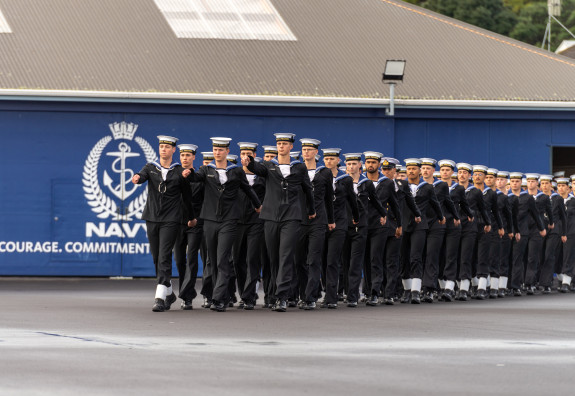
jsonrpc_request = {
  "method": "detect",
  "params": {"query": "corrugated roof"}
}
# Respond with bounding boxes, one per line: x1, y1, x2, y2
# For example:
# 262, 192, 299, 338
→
0, 0, 574, 102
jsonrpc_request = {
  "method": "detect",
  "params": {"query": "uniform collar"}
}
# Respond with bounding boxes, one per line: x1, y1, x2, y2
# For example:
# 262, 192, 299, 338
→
152, 161, 180, 170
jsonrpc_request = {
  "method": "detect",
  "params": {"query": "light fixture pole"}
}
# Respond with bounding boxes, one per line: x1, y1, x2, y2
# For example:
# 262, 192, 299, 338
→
382, 60, 406, 117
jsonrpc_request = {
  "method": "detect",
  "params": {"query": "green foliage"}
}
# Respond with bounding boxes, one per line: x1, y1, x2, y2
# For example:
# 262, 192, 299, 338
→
401, 0, 575, 51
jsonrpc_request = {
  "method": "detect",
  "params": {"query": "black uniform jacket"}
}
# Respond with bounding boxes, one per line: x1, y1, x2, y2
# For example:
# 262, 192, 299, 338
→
348, 174, 387, 228
137, 161, 194, 223
508, 190, 544, 235
461, 185, 490, 229
181, 179, 204, 228
403, 178, 443, 233
188, 161, 261, 222
333, 170, 359, 232
427, 179, 458, 228
564, 194, 575, 236
368, 173, 401, 230
393, 179, 421, 230
531, 191, 554, 230
247, 157, 315, 222
448, 182, 473, 228
482, 186, 504, 229
549, 192, 567, 236
238, 172, 266, 225
496, 189, 513, 234
301, 166, 335, 226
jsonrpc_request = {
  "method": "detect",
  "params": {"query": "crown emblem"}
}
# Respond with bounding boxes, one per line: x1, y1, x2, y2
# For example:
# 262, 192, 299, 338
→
109, 122, 138, 141
382, 160, 389, 166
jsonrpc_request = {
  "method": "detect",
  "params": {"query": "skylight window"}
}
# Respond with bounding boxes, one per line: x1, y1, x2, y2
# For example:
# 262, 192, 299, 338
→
154, 0, 297, 41
0, 8, 12, 33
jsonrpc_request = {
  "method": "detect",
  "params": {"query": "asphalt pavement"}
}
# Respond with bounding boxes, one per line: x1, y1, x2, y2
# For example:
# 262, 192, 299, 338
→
1, 278, 575, 396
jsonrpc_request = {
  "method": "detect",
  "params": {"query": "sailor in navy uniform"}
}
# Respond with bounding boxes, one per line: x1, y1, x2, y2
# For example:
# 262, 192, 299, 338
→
232, 142, 266, 310
524, 173, 554, 294
507, 172, 545, 296
320, 148, 359, 308
363, 151, 401, 306
244, 133, 315, 312
132, 135, 196, 312
455, 163, 490, 301
493, 171, 514, 297
186, 137, 261, 312
199, 151, 215, 308
340, 153, 387, 307
397, 166, 407, 180
420, 158, 459, 303
380, 157, 419, 304
557, 178, 575, 292
539, 174, 567, 293
471, 165, 504, 300
437, 160, 473, 301
400, 158, 444, 304
259, 146, 277, 308
173, 143, 203, 310
293, 138, 335, 310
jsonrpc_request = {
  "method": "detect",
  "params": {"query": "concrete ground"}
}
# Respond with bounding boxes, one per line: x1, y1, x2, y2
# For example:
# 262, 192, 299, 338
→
1, 278, 574, 396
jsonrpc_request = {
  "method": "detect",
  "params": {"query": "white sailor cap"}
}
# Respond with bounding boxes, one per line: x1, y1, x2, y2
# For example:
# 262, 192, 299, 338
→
497, 171, 510, 179
521, 178, 527, 186
315, 154, 321, 162
552, 181, 558, 188
539, 174, 553, 182
554, 171, 565, 178
263, 145, 278, 154
290, 151, 300, 160
509, 172, 523, 180
472, 165, 488, 174
420, 158, 437, 167
226, 154, 238, 164
364, 151, 383, 161
343, 153, 363, 162
300, 138, 321, 148
486, 168, 498, 176
381, 157, 399, 169
178, 144, 198, 154
404, 158, 422, 167
210, 137, 232, 147
274, 133, 296, 142
201, 151, 214, 160
254, 157, 263, 163
525, 173, 540, 181
322, 148, 342, 157
556, 177, 570, 185
438, 159, 456, 169
433, 171, 441, 178
338, 165, 347, 172
237, 142, 258, 152
456, 163, 473, 172
157, 135, 178, 146
398, 165, 407, 173
570, 174, 575, 181
451, 173, 458, 179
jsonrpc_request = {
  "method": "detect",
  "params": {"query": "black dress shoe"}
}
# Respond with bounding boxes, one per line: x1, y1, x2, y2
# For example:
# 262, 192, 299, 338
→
489, 289, 498, 299
513, 288, 522, 297
181, 299, 193, 310
526, 286, 535, 295
237, 300, 245, 309
337, 294, 345, 302
347, 301, 358, 308
320, 300, 328, 308
410, 291, 421, 304
366, 296, 378, 306
543, 286, 552, 295
497, 289, 506, 298
400, 290, 411, 304
211, 302, 226, 312
421, 291, 433, 303
202, 298, 213, 309
165, 293, 177, 310
287, 300, 298, 308
228, 301, 234, 308
152, 298, 165, 312
441, 290, 453, 302
304, 302, 316, 310
476, 289, 487, 300
560, 284, 570, 293
470, 286, 478, 299
243, 302, 255, 310
275, 300, 287, 312
383, 298, 395, 305
327, 303, 338, 309
457, 290, 469, 301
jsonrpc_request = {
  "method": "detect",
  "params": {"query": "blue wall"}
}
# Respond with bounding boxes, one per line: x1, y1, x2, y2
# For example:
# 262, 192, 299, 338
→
0, 99, 573, 276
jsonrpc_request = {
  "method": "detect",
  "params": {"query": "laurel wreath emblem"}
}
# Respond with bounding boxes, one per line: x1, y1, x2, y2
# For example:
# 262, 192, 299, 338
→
82, 135, 157, 220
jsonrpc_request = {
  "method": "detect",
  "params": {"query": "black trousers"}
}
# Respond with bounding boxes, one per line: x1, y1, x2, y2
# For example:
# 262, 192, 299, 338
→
233, 222, 264, 304
203, 219, 238, 304
383, 231, 401, 298
525, 231, 543, 286
261, 241, 273, 304
366, 227, 388, 297
476, 228, 496, 278
264, 220, 300, 301
423, 222, 445, 290
200, 234, 214, 299
323, 228, 347, 304
511, 236, 528, 289
540, 233, 561, 287
458, 222, 477, 281
400, 229, 426, 280
562, 235, 575, 277
146, 221, 179, 287
442, 225, 461, 281
342, 226, 368, 303
173, 224, 203, 301
294, 223, 326, 302
499, 235, 513, 280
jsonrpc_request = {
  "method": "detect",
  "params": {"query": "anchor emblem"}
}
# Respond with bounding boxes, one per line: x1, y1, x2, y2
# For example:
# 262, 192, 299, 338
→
103, 142, 141, 200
